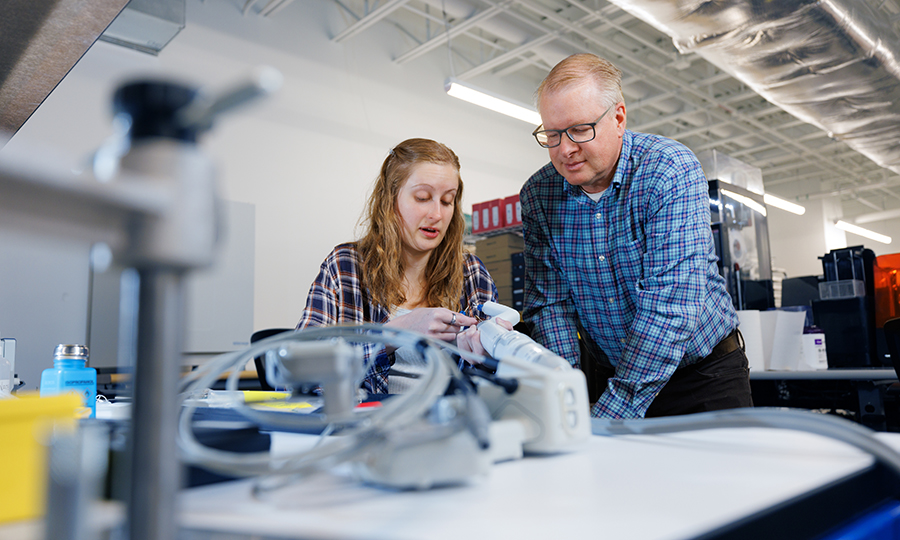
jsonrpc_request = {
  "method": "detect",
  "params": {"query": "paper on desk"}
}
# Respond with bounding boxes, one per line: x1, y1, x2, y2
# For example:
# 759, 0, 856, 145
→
766, 310, 806, 371
738, 310, 807, 371
737, 310, 765, 371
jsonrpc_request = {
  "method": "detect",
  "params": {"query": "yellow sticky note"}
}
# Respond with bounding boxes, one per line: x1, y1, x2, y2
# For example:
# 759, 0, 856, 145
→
240, 391, 291, 403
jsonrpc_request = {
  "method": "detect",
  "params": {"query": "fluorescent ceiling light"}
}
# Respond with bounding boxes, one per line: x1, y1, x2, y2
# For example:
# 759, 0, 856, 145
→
721, 189, 767, 217
834, 220, 892, 245
445, 78, 541, 126
763, 193, 806, 215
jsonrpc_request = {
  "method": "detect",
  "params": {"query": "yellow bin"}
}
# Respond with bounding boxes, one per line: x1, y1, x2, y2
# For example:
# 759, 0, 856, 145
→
0, 392, 81, 524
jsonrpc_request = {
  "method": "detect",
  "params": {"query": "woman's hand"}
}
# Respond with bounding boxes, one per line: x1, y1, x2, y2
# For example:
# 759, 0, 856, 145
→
384, 307, 478, 343
456, 317, 514, 362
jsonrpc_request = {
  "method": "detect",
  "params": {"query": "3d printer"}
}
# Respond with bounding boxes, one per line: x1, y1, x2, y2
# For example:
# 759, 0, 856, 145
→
700, 151, 775, 311
813, 246, 900, 368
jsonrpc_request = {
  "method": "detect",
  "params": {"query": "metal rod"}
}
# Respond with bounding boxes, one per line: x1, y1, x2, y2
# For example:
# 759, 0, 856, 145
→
129, 269, 187, 540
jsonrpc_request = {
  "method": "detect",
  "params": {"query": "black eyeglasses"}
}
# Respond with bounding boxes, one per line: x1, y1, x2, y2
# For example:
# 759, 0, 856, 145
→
532, 104, 614, 148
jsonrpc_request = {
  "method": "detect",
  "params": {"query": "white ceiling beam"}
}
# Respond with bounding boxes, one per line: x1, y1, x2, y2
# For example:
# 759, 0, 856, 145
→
394, 1, 515, 64
332, 0, 410, 43
852, 207, 900, 224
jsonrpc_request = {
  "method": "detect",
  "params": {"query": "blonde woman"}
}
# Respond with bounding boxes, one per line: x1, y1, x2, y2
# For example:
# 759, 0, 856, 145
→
297, 138, 499, 393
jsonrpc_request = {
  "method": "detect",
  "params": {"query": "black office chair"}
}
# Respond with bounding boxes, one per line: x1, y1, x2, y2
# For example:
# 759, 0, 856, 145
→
886, 318, 900, 381
251, 328, 294, 390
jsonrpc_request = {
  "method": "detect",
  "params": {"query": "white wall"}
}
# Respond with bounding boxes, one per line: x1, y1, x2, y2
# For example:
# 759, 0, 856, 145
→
2, 0, 547, 344
0, 231, 92, 390
840, 219, 900, 259
768, 198, 900, 278
767, 200, 831, 277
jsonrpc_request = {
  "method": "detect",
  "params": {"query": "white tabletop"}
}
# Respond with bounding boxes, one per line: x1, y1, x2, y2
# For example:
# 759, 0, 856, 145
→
178, 428, 900, 540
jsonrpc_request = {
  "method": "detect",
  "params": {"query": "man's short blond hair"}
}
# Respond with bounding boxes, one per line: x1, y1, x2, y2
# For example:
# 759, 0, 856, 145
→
535, 53, 624, 111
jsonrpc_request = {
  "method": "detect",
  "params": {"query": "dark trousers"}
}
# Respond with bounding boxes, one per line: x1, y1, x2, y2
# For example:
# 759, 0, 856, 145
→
579, 329, 753, 417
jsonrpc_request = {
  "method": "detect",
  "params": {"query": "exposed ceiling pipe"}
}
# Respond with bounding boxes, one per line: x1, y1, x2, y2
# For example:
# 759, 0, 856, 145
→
607, 0, 900, 177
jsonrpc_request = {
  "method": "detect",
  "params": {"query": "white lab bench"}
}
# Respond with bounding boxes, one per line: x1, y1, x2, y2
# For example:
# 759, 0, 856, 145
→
177, 428, 900, 540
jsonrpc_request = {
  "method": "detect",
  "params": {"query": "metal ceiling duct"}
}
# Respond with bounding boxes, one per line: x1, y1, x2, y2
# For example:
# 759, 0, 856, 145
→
0, 0, 130, 149
0, 0, 184, 150
99, 0, 185, 56
607, 0, 900, 176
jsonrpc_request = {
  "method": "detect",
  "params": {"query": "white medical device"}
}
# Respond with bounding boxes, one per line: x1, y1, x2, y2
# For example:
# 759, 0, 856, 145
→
474, 302, 591, 458
178, 297, 590, 490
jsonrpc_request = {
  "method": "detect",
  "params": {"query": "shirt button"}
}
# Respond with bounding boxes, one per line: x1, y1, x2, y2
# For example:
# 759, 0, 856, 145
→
598, 255, 606, 262
595, 213, 602, 220
608, 298, 614, 304
620, 339, 626, 344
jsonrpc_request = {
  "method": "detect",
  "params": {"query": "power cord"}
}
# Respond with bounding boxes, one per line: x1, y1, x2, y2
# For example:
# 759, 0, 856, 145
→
177, 325, 489, 485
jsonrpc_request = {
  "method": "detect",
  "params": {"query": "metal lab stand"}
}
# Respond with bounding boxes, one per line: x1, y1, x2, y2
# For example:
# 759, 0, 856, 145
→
0, 71, 279, 540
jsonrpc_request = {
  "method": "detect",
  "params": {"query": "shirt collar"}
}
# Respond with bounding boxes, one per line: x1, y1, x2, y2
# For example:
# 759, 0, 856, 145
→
610, 129, 633, 190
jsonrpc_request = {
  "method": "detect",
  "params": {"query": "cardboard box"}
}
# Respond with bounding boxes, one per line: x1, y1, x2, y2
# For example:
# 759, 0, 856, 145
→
496, 285, 514, 306
471, 201, 487, 234
502, 195, 521, 227
477, 240, 524, 264
485, 256, 525, 288
476, 234, 524, 254
496, 286, 525, 308
487, 199, 503, 231
485, 258, 524, 277
472, 195, 522, 235
491, 271, 515, 288
472, 201, 491, 233
472, 199, 504, 233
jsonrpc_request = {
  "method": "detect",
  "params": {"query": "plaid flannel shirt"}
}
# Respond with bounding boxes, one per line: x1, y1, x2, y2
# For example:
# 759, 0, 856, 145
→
521, 129, 738, 419
297, 242, 498, 393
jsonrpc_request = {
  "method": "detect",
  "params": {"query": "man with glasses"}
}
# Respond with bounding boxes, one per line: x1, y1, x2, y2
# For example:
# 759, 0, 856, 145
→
521, 53, 752, 419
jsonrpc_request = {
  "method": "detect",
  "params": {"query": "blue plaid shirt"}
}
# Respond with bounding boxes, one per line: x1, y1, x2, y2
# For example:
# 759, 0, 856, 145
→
297, 242, 498, 393
521, 130, 738, 419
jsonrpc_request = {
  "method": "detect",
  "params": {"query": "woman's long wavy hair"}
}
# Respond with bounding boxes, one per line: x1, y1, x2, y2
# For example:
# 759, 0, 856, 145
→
357, 138, 466, 311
